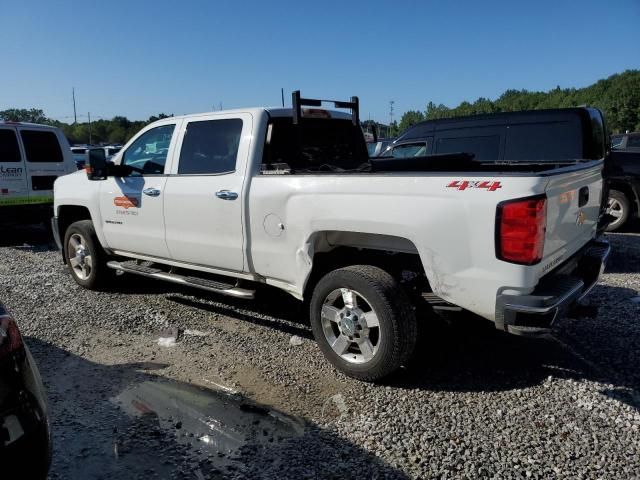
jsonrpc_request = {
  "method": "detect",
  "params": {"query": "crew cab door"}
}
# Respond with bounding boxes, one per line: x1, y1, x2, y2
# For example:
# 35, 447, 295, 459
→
163, 113, 251, 272
98, 121, 179, 258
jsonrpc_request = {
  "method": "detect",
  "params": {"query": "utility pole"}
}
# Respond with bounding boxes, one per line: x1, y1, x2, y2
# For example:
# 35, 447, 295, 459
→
389, 100, 394, 128
281, 88, 285, 107
72, 87, 77, 124
88, 112, 92, 145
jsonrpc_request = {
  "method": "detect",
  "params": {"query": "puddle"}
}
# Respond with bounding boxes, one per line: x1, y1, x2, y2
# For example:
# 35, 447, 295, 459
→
110, 378, 304, 477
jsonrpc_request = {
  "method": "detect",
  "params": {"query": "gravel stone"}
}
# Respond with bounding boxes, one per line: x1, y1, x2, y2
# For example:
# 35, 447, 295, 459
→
1, 223, 639, 479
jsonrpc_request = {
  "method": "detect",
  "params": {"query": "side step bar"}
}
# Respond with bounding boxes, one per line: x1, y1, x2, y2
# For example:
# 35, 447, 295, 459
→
106, 261, 255, 299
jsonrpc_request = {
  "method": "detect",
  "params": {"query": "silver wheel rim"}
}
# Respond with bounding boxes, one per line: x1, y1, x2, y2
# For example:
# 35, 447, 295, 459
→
68, 233, 92, 280
607, 197, 624, 226
321, 288, 381, 364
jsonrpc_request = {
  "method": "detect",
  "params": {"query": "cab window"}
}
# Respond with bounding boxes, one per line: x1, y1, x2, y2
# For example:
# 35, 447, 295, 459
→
122, 124, 175, 175
391, 140, 431, 158
628, 135, 640, 148
178, 119, 243, 175
0, 129, 21, 162
20, 130, 63, 162
435, 135, 500, 161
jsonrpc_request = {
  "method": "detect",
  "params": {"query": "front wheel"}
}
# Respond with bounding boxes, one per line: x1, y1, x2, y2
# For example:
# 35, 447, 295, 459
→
64, 220, 113, 289
309, 265, 417, 382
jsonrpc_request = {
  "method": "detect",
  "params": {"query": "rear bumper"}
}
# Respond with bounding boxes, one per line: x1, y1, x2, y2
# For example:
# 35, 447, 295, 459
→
495, 238, 611, 336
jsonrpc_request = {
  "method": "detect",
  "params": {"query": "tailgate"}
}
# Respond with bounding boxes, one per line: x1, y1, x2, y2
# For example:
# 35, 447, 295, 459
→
542, 162, 603, 270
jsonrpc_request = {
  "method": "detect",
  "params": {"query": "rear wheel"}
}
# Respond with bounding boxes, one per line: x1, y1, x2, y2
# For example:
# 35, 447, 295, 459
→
309, 265, 417, 382
605, 190, 630, 232
64, 220, 113, 289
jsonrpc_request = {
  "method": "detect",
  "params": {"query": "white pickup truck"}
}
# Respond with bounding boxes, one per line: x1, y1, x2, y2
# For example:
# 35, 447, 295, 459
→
52, 92, 610, 381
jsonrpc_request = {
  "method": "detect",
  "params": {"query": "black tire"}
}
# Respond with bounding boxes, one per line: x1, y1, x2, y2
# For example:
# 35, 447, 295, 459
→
605, 190, 630, 232
309, 265, 417, 382
63, 219, 113, 289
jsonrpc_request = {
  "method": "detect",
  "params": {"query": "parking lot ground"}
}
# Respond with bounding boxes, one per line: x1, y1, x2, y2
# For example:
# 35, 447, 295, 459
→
1, 222, 639, 479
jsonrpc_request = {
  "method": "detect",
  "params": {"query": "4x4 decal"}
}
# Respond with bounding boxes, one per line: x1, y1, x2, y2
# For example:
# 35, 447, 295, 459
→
447, 180, 502, 191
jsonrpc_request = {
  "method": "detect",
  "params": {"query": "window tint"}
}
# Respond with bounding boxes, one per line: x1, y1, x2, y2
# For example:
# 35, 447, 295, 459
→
610, 135, 623, 149
31, 175, 57, 191
122, 124, 175, 175
505, 122, 582, 161
262, 118, 368, 172
628, 135, 640, 148
0, 129, 22, 162
178, 119, 243, 175
435, 135, 500, 161
20, 130, 63, 163
391, 140, 431, 158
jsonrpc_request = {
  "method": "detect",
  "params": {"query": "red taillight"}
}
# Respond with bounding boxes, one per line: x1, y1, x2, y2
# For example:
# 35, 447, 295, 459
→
0, 312, 23, 359
497, 196, 547, 265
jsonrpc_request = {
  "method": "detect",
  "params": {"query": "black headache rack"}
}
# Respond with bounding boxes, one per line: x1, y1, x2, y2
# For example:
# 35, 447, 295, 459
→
291, 90, 360, 126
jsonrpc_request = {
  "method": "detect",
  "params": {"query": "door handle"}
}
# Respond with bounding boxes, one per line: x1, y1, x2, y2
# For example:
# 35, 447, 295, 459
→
216, 190, 238, 200
142, 188, 161, 197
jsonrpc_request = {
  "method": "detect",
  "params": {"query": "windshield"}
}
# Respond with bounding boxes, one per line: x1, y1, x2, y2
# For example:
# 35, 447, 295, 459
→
261, 117, 368, 173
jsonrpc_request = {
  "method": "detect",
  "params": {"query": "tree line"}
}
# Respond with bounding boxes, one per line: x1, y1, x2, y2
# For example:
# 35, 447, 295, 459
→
0, 108, 172, 145
395, 69, 640, 136
2, 70, 638, 144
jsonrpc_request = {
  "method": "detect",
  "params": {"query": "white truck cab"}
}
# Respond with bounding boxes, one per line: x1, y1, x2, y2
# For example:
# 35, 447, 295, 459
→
51, 93, 610, 381
0, 122, 76, 223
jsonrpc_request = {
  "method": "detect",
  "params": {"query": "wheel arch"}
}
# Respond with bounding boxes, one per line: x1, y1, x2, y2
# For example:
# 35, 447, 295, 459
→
56, 205, 94, 262
300, 230, 432, 300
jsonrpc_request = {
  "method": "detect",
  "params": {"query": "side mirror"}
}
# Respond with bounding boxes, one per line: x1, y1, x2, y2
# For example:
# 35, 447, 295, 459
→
86, 148, 107, 180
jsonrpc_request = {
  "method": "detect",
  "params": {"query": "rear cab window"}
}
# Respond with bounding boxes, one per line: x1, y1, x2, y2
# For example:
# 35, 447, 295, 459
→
178, 119, 243, 174
20, 130, 63, 162
504, 122, 581, 161
261, 117, 368, 173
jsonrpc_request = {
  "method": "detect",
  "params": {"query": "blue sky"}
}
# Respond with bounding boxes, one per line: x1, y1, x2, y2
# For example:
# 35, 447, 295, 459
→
1, 0, 638, 123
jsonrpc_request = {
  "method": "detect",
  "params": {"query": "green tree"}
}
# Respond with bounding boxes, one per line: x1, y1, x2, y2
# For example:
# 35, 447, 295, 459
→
425, 102, 452, 120
418, 70, 640, 132
0, 108, 51, 123
398, 110, 425, 133
388, 120, 400, 137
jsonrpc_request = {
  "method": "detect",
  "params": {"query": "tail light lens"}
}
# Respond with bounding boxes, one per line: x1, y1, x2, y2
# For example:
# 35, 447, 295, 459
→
0, 307, 23, 359
497, 196, 547, 265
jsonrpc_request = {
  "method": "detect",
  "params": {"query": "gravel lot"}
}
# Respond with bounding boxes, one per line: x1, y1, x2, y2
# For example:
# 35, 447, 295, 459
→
1, 223, 639, 479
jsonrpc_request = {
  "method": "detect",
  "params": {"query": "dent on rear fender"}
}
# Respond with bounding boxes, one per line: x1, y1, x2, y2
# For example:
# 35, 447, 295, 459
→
420, 247, 458, 298
295, 244, 314, 294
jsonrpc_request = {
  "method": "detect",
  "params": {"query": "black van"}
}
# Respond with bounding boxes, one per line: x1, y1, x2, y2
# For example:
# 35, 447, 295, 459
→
383, 108, 607, 163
